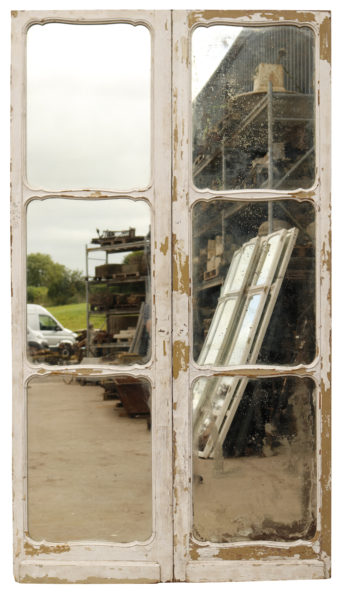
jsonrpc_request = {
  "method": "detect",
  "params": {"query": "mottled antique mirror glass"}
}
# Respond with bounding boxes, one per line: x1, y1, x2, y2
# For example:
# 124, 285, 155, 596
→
192, 376, 316, 543
192, 199, 316, 366
192, 25, 315, 191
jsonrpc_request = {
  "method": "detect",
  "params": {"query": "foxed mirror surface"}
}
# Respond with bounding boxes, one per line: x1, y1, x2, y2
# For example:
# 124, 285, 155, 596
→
192, 25, 315, 191
192, 376, 316, 543
27, 374, 152, 542
27, 23, 151, 190
27, 198, 151, 366
192, 199, 316, 366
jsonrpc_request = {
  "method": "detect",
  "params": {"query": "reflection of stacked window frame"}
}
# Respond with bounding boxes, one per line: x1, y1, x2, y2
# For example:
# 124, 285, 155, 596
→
193, 227, 298, 458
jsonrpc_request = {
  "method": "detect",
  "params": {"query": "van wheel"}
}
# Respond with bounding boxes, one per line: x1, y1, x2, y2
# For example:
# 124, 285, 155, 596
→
60, 344, 72, 359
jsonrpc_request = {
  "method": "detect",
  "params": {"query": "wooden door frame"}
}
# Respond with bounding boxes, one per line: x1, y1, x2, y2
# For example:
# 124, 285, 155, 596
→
172, 9, 331, 582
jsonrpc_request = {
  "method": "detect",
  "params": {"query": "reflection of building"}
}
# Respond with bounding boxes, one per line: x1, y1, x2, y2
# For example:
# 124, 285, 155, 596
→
193, 26, 314, 190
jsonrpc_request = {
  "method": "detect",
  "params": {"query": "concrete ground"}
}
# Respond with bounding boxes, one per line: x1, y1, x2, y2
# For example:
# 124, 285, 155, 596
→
27, 376, 152, 543
27, 377, 315, 546
193, 449, 315, 543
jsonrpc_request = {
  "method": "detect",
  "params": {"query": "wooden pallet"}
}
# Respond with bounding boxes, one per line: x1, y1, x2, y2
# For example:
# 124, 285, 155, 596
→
113, 329, 136, 343
203, 268, 219, 281
111, 271, 140, 280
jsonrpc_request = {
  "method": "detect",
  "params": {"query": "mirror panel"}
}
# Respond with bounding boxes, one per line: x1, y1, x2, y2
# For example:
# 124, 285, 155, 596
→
192, 25, 315, 191
27, 198, 151, 366
27, 23, 151, 190
192, 199, 316, 366
192, 376, 316, 543
27, 374, 152, 543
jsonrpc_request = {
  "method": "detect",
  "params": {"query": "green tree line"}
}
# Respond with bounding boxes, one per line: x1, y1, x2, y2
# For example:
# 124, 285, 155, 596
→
27, 253, 85, 306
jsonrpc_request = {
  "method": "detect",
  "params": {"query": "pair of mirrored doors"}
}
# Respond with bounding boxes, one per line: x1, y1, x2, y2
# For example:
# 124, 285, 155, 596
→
11, 10, 331, 583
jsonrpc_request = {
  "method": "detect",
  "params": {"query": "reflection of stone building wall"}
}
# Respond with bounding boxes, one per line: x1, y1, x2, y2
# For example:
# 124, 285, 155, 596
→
193, 26, 314, 151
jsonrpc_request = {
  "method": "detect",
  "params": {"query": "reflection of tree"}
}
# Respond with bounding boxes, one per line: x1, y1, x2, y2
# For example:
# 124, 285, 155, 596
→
27, 253, 85, 306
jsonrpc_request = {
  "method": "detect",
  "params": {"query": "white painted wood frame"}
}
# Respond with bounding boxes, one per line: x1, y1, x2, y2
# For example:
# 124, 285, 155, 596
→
11, 9, 173, 584
11, 8, 331, 584
172, 9, 331, 583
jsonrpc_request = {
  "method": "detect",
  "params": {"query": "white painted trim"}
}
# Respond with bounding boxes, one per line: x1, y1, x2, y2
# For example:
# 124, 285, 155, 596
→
186, 559, 327, 582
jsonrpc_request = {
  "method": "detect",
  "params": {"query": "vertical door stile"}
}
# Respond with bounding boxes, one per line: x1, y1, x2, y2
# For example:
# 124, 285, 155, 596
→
172, 10, 191, 582
152, 9, 173, 583
318, 13, 331, 575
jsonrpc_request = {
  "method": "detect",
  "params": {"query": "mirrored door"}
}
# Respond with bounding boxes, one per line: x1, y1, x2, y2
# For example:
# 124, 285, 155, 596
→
172, 9, 330, 583
12, 10, 173, 584
11, 9, 331, 584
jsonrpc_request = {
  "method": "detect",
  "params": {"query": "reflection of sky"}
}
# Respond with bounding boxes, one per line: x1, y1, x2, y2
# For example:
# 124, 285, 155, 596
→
192, 25, 242, 99
27, 198, 150, 273
27, 23, 151, 190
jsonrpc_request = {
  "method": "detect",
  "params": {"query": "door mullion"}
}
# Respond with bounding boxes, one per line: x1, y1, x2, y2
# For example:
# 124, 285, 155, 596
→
172, 10, 192, 582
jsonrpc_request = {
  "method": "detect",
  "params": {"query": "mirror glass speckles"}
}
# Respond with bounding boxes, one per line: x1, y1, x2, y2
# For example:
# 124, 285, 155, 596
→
27, 23, 151, 190
192, 376, 316, 543
27, 375, 152, 542
192, 199, 316, 366
192, 25, 315, 191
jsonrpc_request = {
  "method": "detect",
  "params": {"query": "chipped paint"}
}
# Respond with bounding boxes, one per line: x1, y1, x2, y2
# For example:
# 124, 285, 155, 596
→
172, 234, 190, 295
181, 36, 189, 67
34, 368, 104, 377
320, 378, 331, 565
173, 430, 178, 473
24, 542, 70, 556
321, 236, 331, 275
320, 16, 331, 63
15, 534, 21, 559
160, 236, 169, 256
188, 10, 317, 29
173, 341, 189, 380
190, 540, 318, 561
11, 10, 18, 18
20, 575, 158, 584
213, 366, 316, 378
172, 175, 178, 202
174, 123, 178, 148
163, 340, 167, 356
294, 189, 316, 201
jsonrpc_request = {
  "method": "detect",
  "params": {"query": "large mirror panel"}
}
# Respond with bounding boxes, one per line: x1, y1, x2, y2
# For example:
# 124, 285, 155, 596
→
192, 199, 316, 366
192, 25, 315, 191
27, 198, 151, 366
192, 376, 316, 543
27, 23, 151, 190
27, 374, 152, 543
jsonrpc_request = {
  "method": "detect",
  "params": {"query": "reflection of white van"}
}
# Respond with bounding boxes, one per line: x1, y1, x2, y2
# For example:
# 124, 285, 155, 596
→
27, 326, 49, 350
27, 304, 77, 350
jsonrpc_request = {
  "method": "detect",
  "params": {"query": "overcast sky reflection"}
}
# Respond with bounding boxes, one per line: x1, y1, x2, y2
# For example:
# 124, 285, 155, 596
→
27, 23, 151, 191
